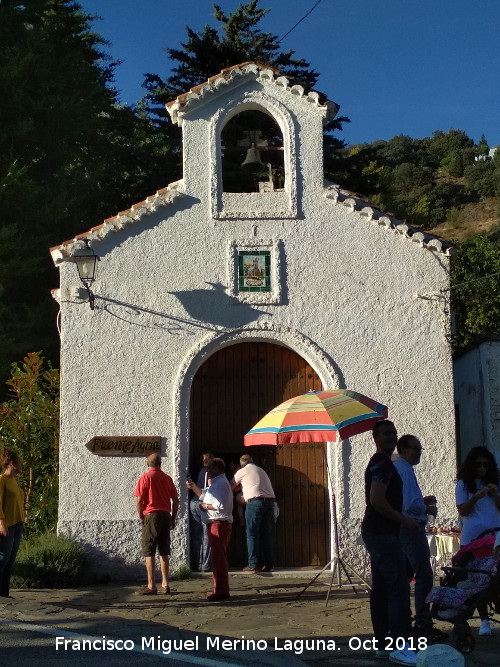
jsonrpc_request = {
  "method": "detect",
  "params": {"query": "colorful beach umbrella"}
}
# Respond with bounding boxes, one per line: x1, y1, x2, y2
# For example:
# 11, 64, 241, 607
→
244, 389, 388, 446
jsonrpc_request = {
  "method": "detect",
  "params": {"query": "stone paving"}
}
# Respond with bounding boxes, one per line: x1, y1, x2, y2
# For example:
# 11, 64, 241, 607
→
0, 571, 498, 666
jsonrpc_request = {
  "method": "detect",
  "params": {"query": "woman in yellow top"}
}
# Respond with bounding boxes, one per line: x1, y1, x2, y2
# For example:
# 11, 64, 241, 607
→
0, 448, 25, 598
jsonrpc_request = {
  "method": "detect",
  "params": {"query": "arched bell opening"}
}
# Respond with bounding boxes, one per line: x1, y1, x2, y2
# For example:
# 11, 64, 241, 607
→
221, 110, 284, 193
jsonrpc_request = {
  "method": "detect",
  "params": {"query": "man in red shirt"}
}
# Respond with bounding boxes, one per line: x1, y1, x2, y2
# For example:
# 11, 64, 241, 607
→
133, 453, 178, 595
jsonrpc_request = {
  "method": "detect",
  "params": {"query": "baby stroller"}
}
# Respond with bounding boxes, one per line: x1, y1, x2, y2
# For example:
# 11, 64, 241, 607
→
428, 533, 500, 654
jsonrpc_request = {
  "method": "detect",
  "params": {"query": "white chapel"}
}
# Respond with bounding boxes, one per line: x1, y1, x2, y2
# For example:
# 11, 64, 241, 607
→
50, 63, 457, 577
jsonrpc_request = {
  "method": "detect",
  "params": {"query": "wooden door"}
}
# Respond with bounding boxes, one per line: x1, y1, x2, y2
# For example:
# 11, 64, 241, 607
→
189, 341, 329, 568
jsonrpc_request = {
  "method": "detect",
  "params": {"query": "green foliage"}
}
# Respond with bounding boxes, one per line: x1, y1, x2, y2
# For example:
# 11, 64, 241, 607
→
380, 134, 434, 169
425, 181, 465, 226
477, 134, 489, 155
12, 531, 88, 588
327, 128, 496, 229
0, 0, 177, 388
0, 352, 59, 535
391, 162, 433, 192
446, 150, 465, 177
451, 235, 500, 350
464, 162, 500, 198
325, 143, 386, 196
425, 129, 473, 162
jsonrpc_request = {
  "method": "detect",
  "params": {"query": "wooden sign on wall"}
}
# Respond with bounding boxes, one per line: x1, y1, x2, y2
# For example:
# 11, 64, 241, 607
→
85, 436, 161, 457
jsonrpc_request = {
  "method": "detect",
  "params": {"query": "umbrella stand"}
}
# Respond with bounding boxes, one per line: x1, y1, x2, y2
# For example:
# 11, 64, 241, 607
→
296, 445, 372, 605
244, 389, 387, 603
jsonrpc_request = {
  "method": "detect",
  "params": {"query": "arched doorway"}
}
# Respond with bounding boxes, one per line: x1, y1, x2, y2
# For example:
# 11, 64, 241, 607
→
189, 341, 329, 568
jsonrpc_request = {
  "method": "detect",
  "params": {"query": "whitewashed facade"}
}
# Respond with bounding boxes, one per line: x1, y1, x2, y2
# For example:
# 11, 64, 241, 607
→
51, 63, 457, 578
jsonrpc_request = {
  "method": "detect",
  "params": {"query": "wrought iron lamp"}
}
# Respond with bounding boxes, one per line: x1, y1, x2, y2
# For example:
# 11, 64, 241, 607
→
74, 240, 98, 310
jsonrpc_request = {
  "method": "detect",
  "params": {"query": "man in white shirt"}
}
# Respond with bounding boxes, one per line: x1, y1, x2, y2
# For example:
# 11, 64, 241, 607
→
186, 458, 233, 601
394, 434, 446, 641
231, 454, 275, 573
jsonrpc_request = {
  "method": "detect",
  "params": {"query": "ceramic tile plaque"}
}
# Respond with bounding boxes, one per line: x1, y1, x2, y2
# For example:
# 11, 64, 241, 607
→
238, 250, 271, 292
228, 239, 282, 305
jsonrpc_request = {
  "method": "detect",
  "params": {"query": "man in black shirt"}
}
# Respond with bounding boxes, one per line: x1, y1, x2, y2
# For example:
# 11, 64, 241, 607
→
361, 420, 419, 666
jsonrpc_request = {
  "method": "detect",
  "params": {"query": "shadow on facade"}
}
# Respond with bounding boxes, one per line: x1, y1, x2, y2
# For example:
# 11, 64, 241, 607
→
170, 282, 270, 328
96, 286, 269, 334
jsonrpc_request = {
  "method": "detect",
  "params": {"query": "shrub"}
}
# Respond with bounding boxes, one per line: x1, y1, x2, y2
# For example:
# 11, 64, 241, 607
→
446, 206, 461, 227
11, 532, 88, 588
0, 352, 59, 535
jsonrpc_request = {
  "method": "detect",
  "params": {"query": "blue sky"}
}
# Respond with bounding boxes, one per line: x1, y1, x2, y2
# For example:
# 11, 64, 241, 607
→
79, 0, 500, 148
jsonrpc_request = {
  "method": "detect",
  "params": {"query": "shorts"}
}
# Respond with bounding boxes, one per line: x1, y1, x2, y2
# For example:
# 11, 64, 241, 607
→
141, 511, 171, 557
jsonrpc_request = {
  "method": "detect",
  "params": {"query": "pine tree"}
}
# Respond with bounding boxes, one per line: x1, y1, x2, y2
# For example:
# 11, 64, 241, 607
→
143, 1, 319, 113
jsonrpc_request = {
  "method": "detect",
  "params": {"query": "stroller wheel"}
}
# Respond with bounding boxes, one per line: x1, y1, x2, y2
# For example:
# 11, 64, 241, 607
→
453, 622, 475, 655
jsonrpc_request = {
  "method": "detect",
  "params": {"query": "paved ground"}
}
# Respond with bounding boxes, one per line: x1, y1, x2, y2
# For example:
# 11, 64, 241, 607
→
0, 571, 498, 666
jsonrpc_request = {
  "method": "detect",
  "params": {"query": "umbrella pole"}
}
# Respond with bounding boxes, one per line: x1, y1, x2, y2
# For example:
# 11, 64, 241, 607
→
331, 490, 342, 589
325, 445, 372, 599
295, 446, 340, 599
296, 489, 344, 599
296, 442, 371, 603
325, 449, 358, 600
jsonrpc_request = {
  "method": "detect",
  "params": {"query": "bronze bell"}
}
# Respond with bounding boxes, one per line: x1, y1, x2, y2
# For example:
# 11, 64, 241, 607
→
241, 144, 265, 173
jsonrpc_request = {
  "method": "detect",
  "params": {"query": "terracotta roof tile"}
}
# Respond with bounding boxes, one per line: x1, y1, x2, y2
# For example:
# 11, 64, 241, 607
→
165, 62, 280, 107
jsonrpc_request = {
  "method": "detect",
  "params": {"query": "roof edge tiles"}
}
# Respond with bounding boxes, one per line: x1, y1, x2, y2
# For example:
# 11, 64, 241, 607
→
324, 184, 454, 256
49, 182, 184, 266
165, 62, 339, 126
50, 179, 453, 267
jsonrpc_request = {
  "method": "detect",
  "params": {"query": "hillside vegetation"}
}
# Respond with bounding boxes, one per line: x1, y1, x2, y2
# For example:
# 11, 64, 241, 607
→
427, 197, 500, 242
326, 130, 500, 239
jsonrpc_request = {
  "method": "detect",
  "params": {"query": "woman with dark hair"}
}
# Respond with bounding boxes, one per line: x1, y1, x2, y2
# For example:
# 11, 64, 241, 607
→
0, 447, 25, 598
455, 445, 500, 635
